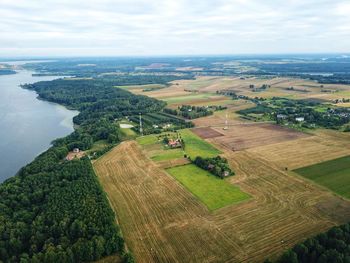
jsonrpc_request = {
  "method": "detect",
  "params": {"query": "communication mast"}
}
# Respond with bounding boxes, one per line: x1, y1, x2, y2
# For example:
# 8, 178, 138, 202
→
139, 113, 143, 136
223, 112, 228, 130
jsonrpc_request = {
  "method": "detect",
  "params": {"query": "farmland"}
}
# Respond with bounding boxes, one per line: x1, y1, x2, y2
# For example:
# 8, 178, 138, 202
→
94, 140, 350, 263
294, 156, 350, 198
179, 129, 222, 159
207, 123, 309, 151
92, 74, 350, 262
124, 75, 350, 106
167, 164, 250, 210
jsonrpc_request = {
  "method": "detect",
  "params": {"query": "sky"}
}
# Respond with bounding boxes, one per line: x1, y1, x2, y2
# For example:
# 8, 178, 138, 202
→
0, 0, 350, 57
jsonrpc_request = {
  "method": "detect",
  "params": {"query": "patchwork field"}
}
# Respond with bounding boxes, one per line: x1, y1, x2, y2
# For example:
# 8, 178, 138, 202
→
294, 156, 350, 199
93, 75, 350, 262
94, 141, 350, 263
208, 123, 309, 151
191, 127, 224, 139
125, 76, 350, 104
246, 130, 350, 170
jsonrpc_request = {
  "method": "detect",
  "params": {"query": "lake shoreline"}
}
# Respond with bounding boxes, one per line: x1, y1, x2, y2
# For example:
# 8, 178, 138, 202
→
0, 63, 78, 182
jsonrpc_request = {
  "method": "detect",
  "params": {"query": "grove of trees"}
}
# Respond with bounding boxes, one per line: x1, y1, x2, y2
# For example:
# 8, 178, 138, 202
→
278, 223, 350, 263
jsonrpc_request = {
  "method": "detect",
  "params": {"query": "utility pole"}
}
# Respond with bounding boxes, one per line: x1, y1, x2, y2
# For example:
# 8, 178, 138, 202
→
139, 113, 143, 136
224, 112, 228, 130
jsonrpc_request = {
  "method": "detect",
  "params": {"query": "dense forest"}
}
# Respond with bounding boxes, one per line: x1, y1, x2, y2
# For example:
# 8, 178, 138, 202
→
277, 223, 350, 263
23, 78, 166, 149
0, 155, 125, 262
0, 77, 172, 262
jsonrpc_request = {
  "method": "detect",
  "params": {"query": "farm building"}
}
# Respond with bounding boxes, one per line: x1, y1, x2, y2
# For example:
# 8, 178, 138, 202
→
168, 139, 182, 148
277, 114, 287, 119
73, 148, 80, 153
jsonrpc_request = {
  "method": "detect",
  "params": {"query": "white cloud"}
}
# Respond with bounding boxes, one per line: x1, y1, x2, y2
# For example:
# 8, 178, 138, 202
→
0, 0, 349, 56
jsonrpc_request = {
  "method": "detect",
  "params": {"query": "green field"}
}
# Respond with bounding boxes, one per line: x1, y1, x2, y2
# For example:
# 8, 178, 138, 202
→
115, 84, 166, 90
180, 129, 221, 159
294, 156, 350, 198
163, 93, 217, 104
166, 164, 250, 210
136, 134, 159, 145
151, 148, 184, 161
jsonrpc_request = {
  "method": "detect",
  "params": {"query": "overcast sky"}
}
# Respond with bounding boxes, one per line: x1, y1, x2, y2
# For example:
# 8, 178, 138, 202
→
1, 0, 350, 57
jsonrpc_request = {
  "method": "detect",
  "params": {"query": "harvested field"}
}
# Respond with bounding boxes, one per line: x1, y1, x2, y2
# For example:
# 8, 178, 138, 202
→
94, 141, 350, 263
156, 157, 190, 169
192, 127, 224, 139
209, 123, 309, 151
246, 130, 350, 170
191, 101, 256, 127
124, 76, 350, 103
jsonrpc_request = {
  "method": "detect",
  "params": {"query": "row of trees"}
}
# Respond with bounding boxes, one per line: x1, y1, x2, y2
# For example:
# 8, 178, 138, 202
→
164, 105, 227, 120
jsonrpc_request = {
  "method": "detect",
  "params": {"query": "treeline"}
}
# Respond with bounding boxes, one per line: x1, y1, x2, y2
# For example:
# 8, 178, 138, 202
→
164, 105, 226, 119
129, 112, 192, 135
101, 74, 194, 86
277, 223, 350, 263
0, 69, 16, 75
193, 156, 234, 179
0, 77, 172, 262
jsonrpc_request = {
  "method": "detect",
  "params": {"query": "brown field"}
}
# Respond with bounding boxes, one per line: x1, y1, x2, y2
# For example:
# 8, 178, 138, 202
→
94, 140, 350, 263
191, 100, 255, 127
126, 76, 350, 103
156, 157, 190, 169
192, 127, 224, 139
246, 129, 350, 170
207, 123, 309, 151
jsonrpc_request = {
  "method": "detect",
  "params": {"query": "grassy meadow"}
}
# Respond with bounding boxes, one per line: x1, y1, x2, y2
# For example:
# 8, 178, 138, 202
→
136, 134, 159, 145
179, 129, 221, 159
294, 155, 350, 198
151, 148, 184, 161
166, 164, 250, 210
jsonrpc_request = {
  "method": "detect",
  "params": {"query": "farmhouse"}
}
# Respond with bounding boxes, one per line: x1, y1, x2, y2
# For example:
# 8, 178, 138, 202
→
277, 114, 287, 119
168, 139, 182, 148
295, 117, 305, 122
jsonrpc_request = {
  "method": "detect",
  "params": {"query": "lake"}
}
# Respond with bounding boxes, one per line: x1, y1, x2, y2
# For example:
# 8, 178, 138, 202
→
0, 62, 78, 182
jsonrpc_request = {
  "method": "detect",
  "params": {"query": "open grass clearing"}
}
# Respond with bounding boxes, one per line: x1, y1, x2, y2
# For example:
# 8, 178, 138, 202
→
294, 156, 350, 198
179, 129, 221, 159
115, 83, 166, 90
136, 134, 159, 145
87, 140, 108, 153
163, 93, 218, 104
166, 164, 250, 210
151, 148, 184, 161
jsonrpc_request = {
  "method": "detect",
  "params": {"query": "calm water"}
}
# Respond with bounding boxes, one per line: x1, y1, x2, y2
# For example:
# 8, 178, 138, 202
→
0, 63, 78, 182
